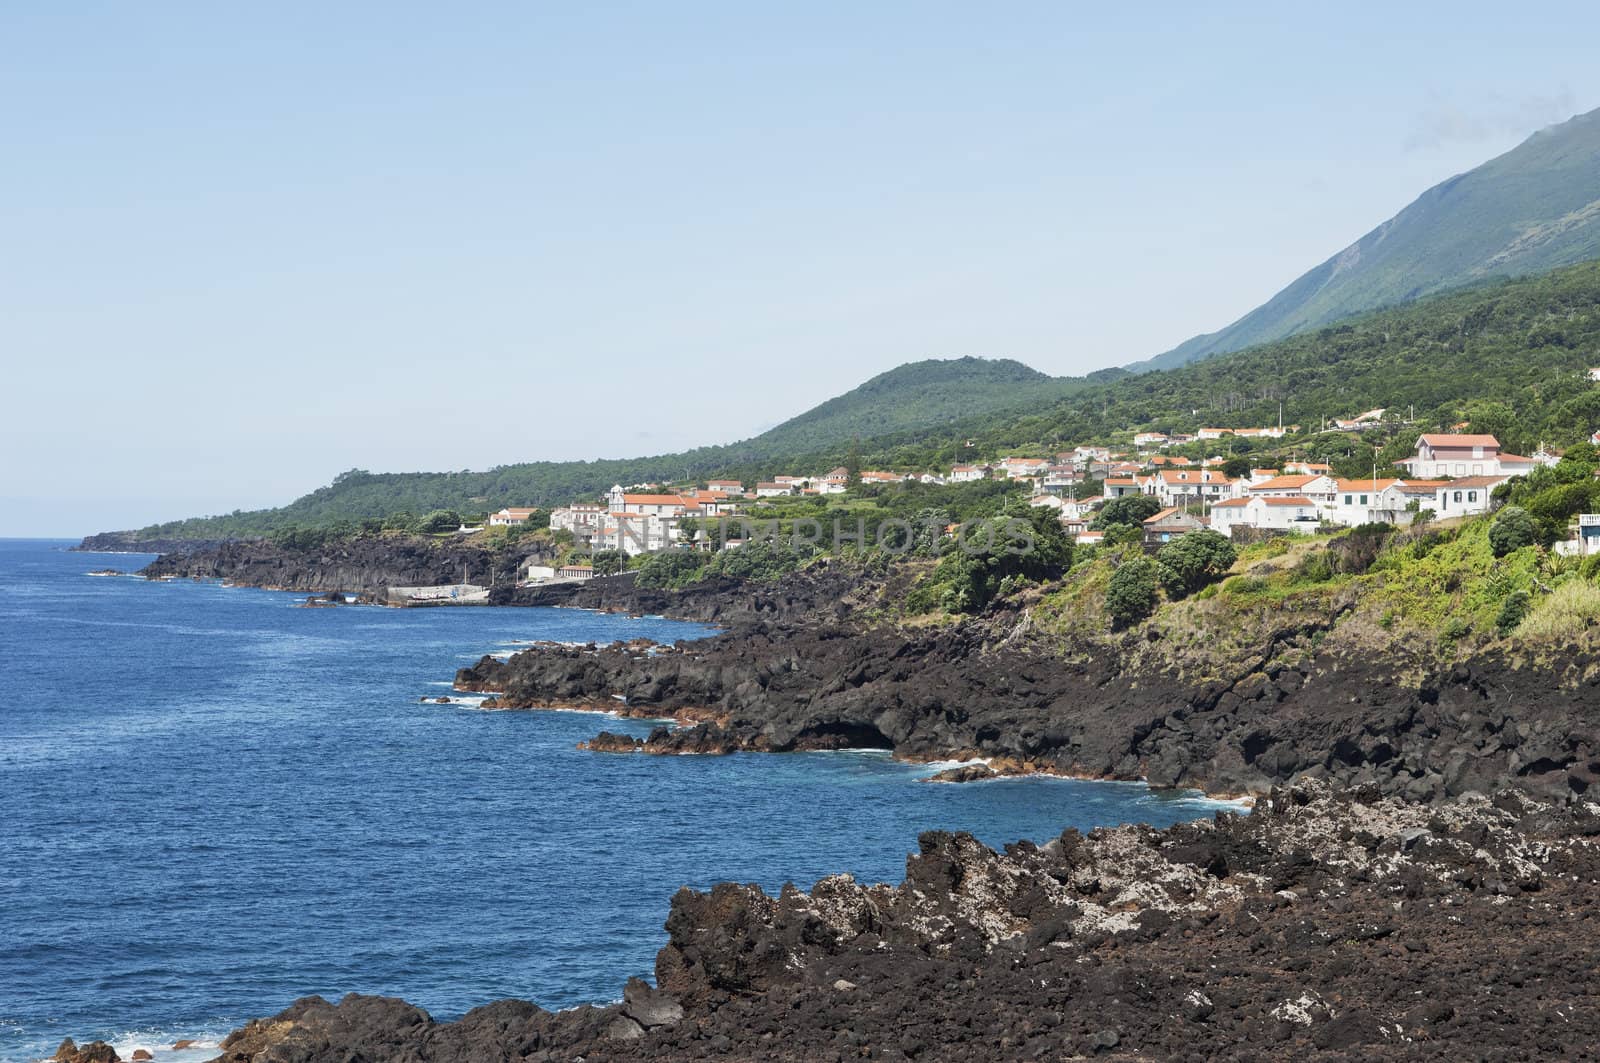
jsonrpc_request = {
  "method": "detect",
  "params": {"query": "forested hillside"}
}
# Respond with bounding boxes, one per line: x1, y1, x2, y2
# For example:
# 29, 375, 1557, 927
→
117, 259, 1600, 543
1137, 107, 1600, 371
120, 357, 1078, 539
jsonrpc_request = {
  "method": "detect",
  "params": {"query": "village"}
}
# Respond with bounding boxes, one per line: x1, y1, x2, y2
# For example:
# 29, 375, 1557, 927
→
479, 415, 1600, 583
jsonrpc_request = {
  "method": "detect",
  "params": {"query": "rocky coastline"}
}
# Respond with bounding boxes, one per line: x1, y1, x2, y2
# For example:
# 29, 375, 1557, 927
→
453, 606, 1600, 805
86, 780, 1600, 1061
63, 543, 1600, 1059
135, 534, 548, 596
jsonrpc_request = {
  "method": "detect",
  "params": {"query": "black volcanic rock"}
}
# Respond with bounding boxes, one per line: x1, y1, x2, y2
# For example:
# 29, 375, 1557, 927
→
462, 608, 1600, 804
139, 534, 546, 595
201, 783, 1600, 1061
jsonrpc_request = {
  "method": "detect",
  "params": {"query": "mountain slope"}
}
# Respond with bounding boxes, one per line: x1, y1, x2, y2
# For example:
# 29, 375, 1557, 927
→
936, 260, 1600, 467
750, 357, 1078, 455
109, 260, 1600, 544
116, 357, 1079, 539
1135, 106, 1600, 372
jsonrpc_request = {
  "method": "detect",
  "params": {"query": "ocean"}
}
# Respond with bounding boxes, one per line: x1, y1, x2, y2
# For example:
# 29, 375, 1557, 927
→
0, 539, 1231, 1061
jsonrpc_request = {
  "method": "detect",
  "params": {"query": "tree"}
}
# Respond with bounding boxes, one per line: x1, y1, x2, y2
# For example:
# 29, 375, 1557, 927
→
1222, 457, 1252, 480
1093, 494, 1162, 530
1106, 556, 1159, 630
1488, 506, 1537, 557
845, 439, 863, 491
419, 509, 461, 534
1155, 530, 1237, 598
591, 549, 627, 576
636, 550, 707, 589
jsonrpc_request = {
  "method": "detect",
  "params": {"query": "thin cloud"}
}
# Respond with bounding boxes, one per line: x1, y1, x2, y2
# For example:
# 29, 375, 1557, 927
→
1404, 89, 1579, 151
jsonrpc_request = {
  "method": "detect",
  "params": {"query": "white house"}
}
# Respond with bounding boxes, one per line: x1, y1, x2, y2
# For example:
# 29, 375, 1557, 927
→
1133, 431, 1170, 448
1246, 474, 1337, 506
595, 511, 679, 556
705, 479, 743, 494
1208, 496, 1322, 538
488, 507, 538, 527
1059, 496, 1097, 519
1325, 479, 1403, 526
607, 486, 691, 517
755, 481, 795, 497
1588, 368, 1600, 382
998, 457, 1050, 479
1399, 434, 1532, 479
1431, 475, 1508, 519
1102, 476, 1143, 499
550, 503, 607, 542
949, 464, 989, 483
1149, 469, 1236, 508
1041, 465, 1082, 494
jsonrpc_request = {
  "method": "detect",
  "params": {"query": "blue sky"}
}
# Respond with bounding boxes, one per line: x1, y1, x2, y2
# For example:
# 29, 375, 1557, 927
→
4, 3, 1599, 535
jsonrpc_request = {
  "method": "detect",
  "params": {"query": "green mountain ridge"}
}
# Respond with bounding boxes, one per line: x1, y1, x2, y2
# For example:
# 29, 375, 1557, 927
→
1132, 106, 1600, 372
121, 259, 1600, 543
121, 357, 1081, 539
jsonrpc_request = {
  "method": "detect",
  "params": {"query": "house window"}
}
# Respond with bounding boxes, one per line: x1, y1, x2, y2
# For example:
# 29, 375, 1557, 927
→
1453, 491, 1462, 503
1359, 494, 1368, 505
1344, 495, 1352, 505
1468, 491, 1477, 502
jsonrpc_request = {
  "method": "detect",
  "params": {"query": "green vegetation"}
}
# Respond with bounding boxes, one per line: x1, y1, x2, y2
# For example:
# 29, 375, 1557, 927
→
1154, 530, 1237, 599
1105, 556, 1160, 629
123, 359, 1084, 539
904, 508, 1073, 615
1136, 107, 1600, 370
1489, 507, 1537, 557
1494, 444, 1600, 543
590, 549, 627, 577
1093, 494, 1162, 530
121, 254, 1600, 542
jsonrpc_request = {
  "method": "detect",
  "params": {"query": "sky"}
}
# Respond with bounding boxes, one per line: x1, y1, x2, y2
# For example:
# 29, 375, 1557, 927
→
4, 3, 1599, 536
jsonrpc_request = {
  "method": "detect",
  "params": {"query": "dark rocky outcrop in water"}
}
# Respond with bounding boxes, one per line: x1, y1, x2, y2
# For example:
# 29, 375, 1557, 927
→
74, 531, 223, 555
458, 612, 1600, 804
139, 535, 546, 595
203, 782, 1600, 1060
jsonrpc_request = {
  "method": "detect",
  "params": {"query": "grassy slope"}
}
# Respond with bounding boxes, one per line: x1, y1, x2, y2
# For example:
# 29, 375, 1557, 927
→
1137, 108, 1600, 371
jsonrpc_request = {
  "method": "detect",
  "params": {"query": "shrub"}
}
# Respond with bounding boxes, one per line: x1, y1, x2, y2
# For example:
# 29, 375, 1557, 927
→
591, 549, 627, 576
418, 509, 462, 534
704, 539, 816, 582
1495, 590, 1531, 635
1093, 494, 1162, 530
1106, 556, 1160, 630
636, 550, 707, 589
1488, 506, 1537, 557
1155, 530, 1237, 598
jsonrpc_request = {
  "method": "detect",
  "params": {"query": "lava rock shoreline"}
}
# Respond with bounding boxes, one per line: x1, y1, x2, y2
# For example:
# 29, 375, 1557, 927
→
179, 781, 1600, 1061
456, 616, 1600, 805
76, 546, 1600, 1059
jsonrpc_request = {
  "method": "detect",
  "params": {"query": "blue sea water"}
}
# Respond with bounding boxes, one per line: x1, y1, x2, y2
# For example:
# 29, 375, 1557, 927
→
0, 539, 1232, 1061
